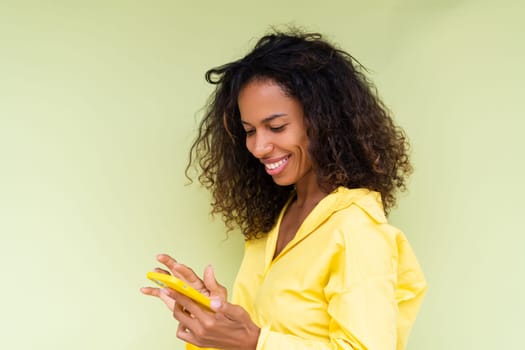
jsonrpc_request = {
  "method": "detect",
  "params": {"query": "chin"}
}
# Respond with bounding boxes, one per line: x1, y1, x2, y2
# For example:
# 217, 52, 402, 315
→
271, 176, 296, 187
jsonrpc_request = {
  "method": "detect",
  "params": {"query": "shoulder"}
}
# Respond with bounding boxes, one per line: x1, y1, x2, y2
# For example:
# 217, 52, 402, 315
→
328, 188, 402, 259
330, 187, 387, 224
328, 187, 394, 234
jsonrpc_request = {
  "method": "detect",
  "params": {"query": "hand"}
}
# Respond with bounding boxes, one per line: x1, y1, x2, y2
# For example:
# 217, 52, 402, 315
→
162, 269, 260, 350
140, 254, 227, 311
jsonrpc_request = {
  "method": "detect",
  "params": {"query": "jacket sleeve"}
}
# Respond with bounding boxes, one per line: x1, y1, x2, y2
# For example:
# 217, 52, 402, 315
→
255, 277, 398, 350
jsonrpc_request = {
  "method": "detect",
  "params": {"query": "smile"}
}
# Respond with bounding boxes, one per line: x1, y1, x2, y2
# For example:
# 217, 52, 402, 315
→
262, 156, 290, 176
265, 156, 289, 170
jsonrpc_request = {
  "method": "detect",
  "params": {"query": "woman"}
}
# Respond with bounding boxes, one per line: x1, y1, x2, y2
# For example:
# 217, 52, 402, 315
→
141, 29, 427, 350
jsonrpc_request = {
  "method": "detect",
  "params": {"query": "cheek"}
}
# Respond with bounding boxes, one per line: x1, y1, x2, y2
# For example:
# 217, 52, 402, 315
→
298, 138, 312, 164
245, 138, 254, 154
297, 134, 310, 153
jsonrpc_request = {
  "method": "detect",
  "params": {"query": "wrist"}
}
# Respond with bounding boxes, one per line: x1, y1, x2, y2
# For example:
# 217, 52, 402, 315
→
244, 324, 260, 350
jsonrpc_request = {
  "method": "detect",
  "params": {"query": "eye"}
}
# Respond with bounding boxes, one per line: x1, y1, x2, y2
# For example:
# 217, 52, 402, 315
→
270, 124, 286, 133
244, 129, 255, 136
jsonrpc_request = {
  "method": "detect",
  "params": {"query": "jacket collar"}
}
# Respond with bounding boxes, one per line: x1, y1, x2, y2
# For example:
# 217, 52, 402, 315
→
265, 187, 386, 266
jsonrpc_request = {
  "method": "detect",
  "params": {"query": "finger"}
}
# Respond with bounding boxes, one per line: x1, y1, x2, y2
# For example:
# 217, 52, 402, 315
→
169, 291, 208, 339
141, 287, 176, 311
164, 288, 211, 320
157, 288, 176, 311
172, 297, 200, 323
156, 254, 180, 275
176, 322, 197, 345
157, 254, 207, 294
153, 267, 171, 275
157, 254, 199, 282
172, 264, 204, 287
203, 265, 227, 300
214, 301, 247, 321
140, 286, 160, 297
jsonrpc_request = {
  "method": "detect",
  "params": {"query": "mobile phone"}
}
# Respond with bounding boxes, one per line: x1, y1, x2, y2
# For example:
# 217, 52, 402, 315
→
146, 271, 212, 310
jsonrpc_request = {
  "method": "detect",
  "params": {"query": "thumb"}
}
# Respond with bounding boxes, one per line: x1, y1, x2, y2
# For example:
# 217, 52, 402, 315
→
203, 265, 227, 300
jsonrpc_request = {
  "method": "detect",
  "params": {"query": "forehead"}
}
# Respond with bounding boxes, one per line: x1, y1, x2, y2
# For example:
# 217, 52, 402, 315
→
238, 80, 303, 124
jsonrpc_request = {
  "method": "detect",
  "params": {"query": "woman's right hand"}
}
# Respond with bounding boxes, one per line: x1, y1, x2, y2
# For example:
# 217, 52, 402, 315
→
140, 254, 227, 312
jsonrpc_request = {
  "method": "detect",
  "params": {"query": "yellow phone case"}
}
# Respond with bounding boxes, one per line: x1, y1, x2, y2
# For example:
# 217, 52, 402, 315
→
146, 271, 212, 310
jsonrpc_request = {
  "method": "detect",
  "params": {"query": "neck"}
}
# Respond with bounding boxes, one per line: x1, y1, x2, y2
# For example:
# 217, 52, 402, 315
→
294, 174, 329, 209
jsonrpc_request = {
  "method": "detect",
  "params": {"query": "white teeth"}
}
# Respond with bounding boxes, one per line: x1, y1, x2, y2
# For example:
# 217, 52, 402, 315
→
265, 157, 288, 170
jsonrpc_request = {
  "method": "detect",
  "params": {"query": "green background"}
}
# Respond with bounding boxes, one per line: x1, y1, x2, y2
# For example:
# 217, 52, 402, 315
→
1, 1, 523, 349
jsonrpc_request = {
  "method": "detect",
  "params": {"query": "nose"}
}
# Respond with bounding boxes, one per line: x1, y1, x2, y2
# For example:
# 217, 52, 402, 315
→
249, 132, 274, 158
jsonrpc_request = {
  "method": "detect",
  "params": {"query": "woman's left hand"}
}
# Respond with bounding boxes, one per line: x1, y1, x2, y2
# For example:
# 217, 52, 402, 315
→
160, 268, 260, 350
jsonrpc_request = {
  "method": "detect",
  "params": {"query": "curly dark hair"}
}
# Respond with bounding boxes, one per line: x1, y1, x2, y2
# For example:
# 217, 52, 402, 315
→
187, 29, 412, 240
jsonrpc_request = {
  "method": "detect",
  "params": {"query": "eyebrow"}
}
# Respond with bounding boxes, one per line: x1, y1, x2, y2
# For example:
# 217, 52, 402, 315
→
241, 113, 288, 126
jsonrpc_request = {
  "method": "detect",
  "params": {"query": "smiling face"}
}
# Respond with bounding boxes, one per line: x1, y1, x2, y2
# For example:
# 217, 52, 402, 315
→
238, 79, 315, 187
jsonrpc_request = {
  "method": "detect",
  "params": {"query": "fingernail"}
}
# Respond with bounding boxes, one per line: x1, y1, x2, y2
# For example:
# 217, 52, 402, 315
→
210, 298, 221, 310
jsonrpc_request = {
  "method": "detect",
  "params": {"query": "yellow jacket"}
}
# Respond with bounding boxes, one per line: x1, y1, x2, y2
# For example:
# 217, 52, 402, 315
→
190, 187, 427, 349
